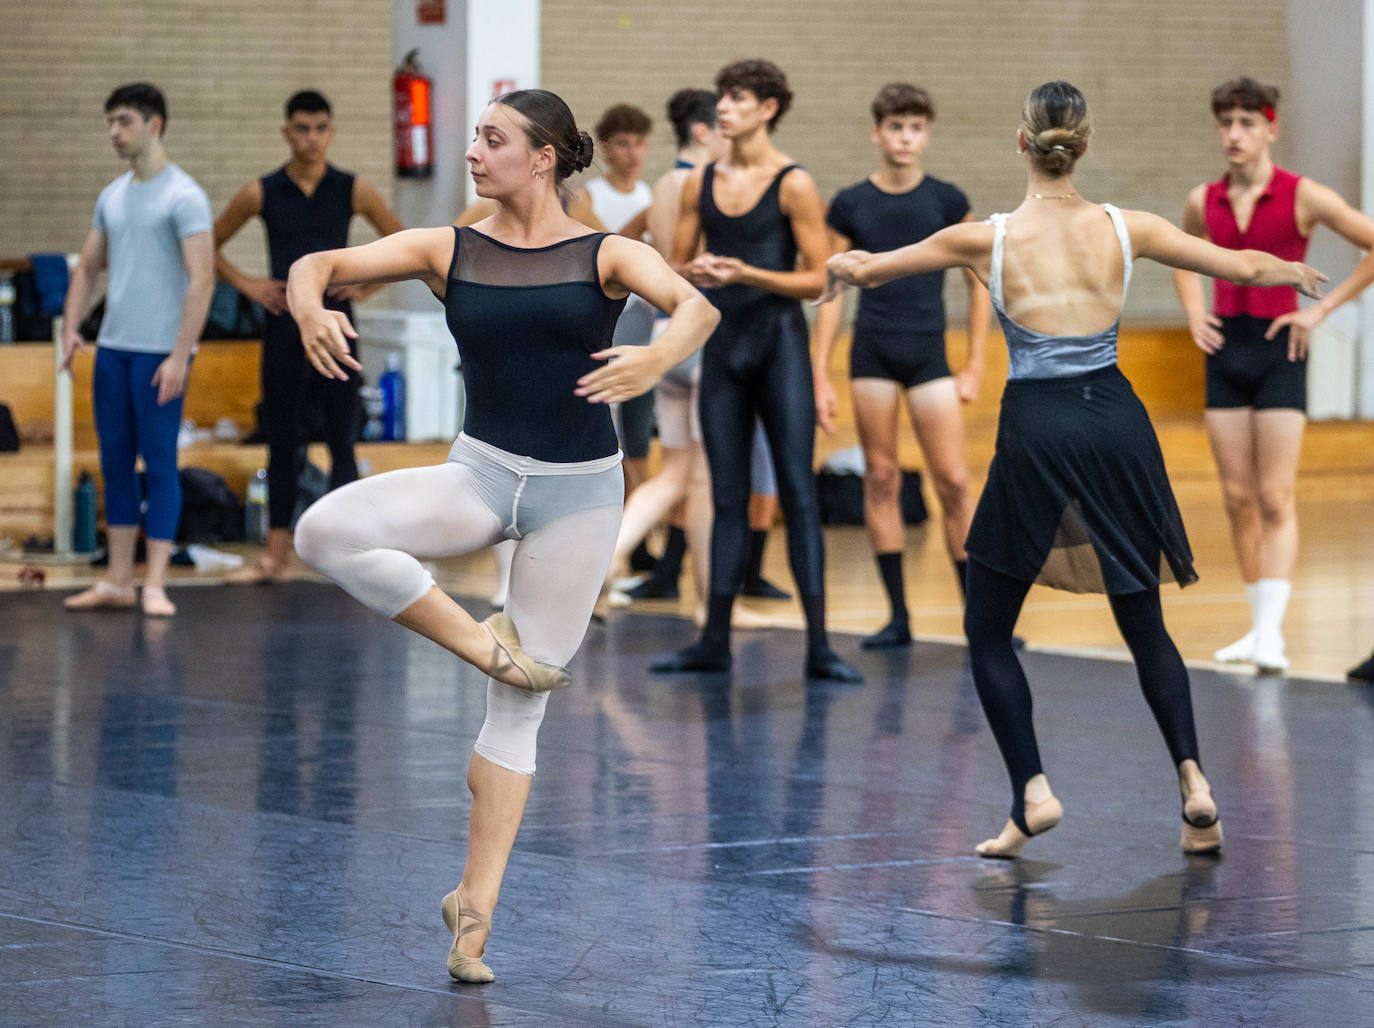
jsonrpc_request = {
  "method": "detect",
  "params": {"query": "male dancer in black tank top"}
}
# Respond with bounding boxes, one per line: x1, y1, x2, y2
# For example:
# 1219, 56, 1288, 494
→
214, 90, 403, 583
651, 59, 862, 682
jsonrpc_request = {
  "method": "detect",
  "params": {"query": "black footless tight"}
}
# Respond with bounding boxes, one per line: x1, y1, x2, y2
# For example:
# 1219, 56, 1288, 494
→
698, 321, 830, 655
964, 558, 1200, 832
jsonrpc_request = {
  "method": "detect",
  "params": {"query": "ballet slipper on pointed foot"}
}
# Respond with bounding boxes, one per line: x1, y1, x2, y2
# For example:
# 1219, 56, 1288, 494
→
63, 581, 137, 611
1179, 762, 1223, 855
975, 785, 1062, 859
441, 887, 495, 984
482, 612, 571, 693
141, 586, 177, 618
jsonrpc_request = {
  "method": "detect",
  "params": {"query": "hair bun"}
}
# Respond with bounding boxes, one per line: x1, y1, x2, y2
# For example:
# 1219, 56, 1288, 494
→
574, 131, 595, 173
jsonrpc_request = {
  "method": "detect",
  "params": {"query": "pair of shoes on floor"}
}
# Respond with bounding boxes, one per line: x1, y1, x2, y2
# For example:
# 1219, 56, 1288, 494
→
974, 764, 1223, 859
1214, 630, 1289, 674
482, 612, 571, 692
65, 581, 175, 617
441, 885, 495, 984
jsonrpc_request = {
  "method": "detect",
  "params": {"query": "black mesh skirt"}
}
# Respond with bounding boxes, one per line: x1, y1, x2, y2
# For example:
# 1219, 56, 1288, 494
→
966, 364, 1196, 595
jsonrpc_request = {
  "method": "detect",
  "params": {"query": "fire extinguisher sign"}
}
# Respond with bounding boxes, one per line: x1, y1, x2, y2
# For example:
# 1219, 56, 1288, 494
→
491, 79, 517, 100
417, 0, 445, 25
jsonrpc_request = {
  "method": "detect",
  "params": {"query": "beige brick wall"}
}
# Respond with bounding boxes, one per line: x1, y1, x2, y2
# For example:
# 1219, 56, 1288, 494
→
543, 1, 1291, 322
0, 0, 394, 279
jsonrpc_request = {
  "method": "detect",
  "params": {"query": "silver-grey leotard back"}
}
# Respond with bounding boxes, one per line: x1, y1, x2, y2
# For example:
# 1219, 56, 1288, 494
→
988, 204, 1133, 380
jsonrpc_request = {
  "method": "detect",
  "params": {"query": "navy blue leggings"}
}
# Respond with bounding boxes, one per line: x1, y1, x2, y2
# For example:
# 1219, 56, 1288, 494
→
93, 347, 184, 540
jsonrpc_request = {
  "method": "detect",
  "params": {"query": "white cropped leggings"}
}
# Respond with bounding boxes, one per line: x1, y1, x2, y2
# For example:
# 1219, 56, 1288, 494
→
295, 433, 623, 775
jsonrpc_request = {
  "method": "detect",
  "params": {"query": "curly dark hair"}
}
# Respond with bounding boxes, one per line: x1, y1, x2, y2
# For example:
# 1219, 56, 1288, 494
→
714, 59, 793, 131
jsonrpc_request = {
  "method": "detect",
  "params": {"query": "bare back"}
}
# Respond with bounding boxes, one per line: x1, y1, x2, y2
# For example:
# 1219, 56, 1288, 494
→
996, 202, 1128, 336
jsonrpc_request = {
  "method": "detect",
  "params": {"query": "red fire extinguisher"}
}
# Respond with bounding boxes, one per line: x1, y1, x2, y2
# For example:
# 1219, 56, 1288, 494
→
394, 49, 433, 179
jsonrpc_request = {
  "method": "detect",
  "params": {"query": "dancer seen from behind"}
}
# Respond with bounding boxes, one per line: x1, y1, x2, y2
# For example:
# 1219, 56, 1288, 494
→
1173, 77, 1374, 673
286, 89, 718, 980
825, 81, 1324, 858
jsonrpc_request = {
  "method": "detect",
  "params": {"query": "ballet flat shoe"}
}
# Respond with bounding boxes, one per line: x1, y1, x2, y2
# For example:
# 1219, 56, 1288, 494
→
975, 793, 1063, 859
1180, 773, 1223, 855
482, 612, 571, 693
441, 888, 495, 984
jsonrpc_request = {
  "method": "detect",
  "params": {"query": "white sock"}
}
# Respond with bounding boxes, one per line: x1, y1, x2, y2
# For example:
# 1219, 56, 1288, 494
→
1243, 581, 1262, 633
1254, 578, 1291, 639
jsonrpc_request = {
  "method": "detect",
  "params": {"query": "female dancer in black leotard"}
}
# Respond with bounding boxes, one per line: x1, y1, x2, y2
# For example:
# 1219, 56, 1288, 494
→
651, 58, 861, 682
285, 89, 718, 981
825, 81, 1323, 859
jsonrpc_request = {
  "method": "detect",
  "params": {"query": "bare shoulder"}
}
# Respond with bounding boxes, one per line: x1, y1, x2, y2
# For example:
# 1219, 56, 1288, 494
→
598, 232, 660, 264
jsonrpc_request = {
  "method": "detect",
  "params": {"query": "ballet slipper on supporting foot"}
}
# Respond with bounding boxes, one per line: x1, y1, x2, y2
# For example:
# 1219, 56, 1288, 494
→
976, 775, 1062, 859
64, 581, 137, 611
861, 619, 912, 650
441, 886, 495, 984
1178, 760, 1223, 854
226, 558, 290, 585
141, 586, 176, 618
482, 612, 571, 693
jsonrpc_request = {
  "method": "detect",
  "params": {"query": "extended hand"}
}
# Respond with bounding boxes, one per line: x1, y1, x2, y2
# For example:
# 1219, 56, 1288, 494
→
299, 308, 361, 381
576, 345, 665, 404
151, 353, 191, 406
1291, 262, 1327, 302
955, 364, 982, 405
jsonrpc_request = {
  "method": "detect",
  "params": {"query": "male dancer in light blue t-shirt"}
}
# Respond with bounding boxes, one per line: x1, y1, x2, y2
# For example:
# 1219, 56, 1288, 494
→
61, 83, 215, 617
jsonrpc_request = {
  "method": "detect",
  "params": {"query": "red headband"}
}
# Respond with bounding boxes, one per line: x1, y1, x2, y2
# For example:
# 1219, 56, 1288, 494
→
1261, 105, 1277, 122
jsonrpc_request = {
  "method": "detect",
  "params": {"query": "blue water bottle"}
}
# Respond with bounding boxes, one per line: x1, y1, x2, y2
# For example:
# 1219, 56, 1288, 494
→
74, 470, 97, 553
379, 352, 406, 441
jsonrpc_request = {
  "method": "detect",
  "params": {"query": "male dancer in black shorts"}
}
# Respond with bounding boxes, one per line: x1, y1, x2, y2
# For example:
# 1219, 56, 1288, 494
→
215, 90, 404, 582
813, 82, 990, 648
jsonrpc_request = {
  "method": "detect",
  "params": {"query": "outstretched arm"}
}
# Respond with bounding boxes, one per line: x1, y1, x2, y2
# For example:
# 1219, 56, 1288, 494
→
1129, 209, 1325, 296
822, 220, 993, 301
575, 235, 720, 404
287, 227, 453, 380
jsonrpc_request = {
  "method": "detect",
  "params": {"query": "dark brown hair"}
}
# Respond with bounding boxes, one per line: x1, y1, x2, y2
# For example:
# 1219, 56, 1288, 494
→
496, 89, 594, 181
594, 103, 652, 141
667, 88, 717, 148
1020, 80, 1091, 177
871, 82, 934, 124
715, 59, 793, 131
1210, 77, 1280, 117
104, 83, 167, 136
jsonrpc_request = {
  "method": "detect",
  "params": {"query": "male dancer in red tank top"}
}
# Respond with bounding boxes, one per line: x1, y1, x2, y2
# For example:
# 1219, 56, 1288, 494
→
1174, 77, 1374, 673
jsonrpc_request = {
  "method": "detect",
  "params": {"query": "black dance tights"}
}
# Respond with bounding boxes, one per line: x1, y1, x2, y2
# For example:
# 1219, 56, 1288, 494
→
262, 324, 361, 529
698, 331, 830, 658
965, 558, 1200, 833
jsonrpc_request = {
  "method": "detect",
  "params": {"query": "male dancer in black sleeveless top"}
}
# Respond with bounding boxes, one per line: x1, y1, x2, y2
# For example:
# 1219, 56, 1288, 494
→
214, 90, 404, 582
652, 59, 862, 681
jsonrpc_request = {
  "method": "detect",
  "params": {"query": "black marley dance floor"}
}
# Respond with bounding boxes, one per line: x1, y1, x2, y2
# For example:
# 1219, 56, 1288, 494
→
2, 582, 1373, 1025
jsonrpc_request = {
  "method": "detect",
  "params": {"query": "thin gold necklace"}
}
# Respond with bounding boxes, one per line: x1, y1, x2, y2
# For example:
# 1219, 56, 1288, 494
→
1027, 191, 1078, 200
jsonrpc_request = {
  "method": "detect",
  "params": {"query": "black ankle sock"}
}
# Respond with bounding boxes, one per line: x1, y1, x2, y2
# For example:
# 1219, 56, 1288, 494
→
954, 559, 968, 600
702, 592, 735, 649
876, 551, 907, 621
745, 529, 769, 582
651, 526, 687, 584
629, 538, 657, 572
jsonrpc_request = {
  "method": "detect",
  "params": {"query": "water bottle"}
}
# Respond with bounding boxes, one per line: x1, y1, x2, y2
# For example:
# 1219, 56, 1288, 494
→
359, 384, 385, 441
379, 352, 406, 441
0, 272, 15, 344
73, 470, 98, 553
245, 467, 268, 543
